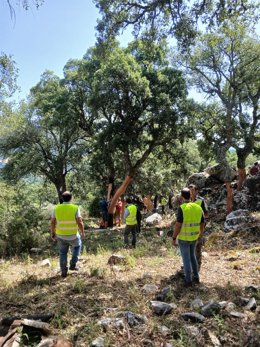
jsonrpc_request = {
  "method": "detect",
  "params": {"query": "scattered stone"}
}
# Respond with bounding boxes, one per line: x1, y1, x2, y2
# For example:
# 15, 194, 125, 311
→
39, 259, 51, 267
90, 337, 105, 347
181, 312, 205, 323
117, 311, 147, 327
107, 254, 126, 265
245, 285, 259, 292
142, 284, 158, 294
229, 311, 246, 319
142, 272, 155, 280
98, 318, 124, 331
207, 330, 221, 347
237, 297, 250, 306
156, 287, 173, 302
37, 337, 73, 347
202, 251, 209, 258
158, 325, 170, 336
218, 301, 228, 309
142, 339, 154, 347
150, 301, 177, 316
225, 302, 236, 312
191, 299, 204, 311
201, 301, 221, 317
184, 325, 200, 337
164, 343, 173, 347
245, 297, 257, 311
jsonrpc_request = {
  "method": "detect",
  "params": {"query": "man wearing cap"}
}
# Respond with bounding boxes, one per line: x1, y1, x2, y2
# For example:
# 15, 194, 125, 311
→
172, 188, 204, 287
50, 191, 85, 278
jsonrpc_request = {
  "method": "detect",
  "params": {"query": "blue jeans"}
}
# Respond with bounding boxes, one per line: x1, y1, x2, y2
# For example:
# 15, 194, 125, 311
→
57, 235, 82, 271
178, 239, 199, 283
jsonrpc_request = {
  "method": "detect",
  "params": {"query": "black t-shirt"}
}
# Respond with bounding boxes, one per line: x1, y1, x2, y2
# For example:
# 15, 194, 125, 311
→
196, 196, 208, 214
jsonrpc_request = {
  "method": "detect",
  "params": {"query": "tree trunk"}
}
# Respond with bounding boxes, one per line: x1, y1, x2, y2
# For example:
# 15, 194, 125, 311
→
226, 182, 233, 215
108, 175, 133, 214
237, 168, 247, 191
54, 175, 67, 203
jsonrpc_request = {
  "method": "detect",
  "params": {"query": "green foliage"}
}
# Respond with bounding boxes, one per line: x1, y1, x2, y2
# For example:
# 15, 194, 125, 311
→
0, 72, 90, 199
90, 266, 106, 278
95, 0, 259, 50
179, 18, 260, 170
88, 196, 102, 218
0, 180, 50, 257
0, 53, 18, 99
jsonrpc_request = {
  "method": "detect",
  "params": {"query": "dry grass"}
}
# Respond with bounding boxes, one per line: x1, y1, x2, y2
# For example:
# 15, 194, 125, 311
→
0, 225, 259, 347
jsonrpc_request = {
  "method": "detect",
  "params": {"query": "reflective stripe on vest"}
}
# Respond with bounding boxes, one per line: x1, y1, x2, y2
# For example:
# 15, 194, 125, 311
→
178, 202, 202, 241
125, 204, 137, 225
54, 204, 78, 236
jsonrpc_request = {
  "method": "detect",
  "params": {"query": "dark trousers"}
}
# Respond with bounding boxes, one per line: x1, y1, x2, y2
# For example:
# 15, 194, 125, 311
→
124, 225, 137, 247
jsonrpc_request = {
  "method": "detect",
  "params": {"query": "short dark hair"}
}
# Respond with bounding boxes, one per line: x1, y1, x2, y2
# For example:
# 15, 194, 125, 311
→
188, 184, 197, 190
126, 198, 132, 204
181, 188, 190, 200
62, 191, 72, 202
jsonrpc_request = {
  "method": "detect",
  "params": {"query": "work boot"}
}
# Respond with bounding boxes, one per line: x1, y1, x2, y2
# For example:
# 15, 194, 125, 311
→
193, 277, 200, 284
69, 264, 79, 271
61, 267, 68, 278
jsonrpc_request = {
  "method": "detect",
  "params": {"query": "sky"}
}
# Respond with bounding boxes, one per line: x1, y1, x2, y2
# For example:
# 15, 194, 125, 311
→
1, 0, 101, 100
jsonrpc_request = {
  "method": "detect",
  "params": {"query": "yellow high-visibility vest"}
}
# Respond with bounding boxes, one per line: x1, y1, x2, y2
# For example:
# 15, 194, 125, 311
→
125, 204, 137, 225
178, 202, 202, 241
54, 204, 78, 236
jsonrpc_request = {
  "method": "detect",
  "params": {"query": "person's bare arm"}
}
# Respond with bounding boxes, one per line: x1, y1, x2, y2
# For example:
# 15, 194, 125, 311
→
50, 218, 56, 240
76, 217, 85, 240
172, 222, 182, 247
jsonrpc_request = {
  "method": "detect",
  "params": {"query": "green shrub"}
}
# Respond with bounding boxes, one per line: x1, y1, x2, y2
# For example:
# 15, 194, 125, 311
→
88, 196, 102, 218
2, 205, 49, 256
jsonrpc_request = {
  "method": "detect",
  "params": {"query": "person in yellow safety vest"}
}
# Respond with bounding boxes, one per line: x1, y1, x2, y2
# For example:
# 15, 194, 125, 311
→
189, 184, 208, 271
161, 195, 167, 215
172, 188, 204, 287
123, 197, 138, 248
50, 191, 85, 278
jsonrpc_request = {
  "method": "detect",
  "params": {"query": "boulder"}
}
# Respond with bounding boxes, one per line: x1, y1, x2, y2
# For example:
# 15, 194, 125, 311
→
224, 209, 256, 232
204, 164, 236, 183
187, 172, 208, 189
145, 213, 162, 225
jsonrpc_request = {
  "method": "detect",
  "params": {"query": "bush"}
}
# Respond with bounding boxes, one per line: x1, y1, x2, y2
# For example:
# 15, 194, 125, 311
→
1, 205, 49, 257
88, 196, 102, 218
